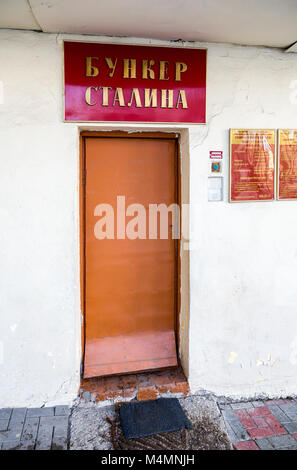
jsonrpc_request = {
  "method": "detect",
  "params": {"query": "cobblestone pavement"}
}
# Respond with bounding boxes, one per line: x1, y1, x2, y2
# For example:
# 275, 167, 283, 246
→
0, 406, 70, 450
219, 398, 297, 450
2, 396, 297, 450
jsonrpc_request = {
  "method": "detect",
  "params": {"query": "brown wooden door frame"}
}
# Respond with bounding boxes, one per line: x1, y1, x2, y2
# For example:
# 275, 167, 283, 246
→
79, 131, 181, 377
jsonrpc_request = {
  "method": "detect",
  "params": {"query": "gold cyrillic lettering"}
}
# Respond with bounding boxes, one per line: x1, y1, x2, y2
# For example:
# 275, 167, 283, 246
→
144, 88, 157, 107
85, 86, 98, 105
105, 57, 118, 78
142, 60, 155, 79
159, 61, 169, 80
161, 89, 173, 108
101, 86, 112, 106
127, 88, 142, 107
175, 62, 187, 81
113, 87, 125, 107
176, 90, 188, 108
86, 57, 99, 77
123, 59, 136, 78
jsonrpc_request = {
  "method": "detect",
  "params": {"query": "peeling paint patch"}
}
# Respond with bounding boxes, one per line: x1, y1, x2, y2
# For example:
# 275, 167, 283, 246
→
256, 355, 279, 367
228, 351, 238, 364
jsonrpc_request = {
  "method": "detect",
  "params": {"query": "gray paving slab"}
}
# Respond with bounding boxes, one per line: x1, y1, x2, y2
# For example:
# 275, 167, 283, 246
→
0, 409, 12, 420
252, 401, 264, 408
221, 408, 240, 422
26, 407, 55, 418
255, 438, 274, 450
1, 440, 21, 450
55, 406, 71, 416
231, 402, 254, 410
268, 434, 297, 448
10, 408, 27, 423
53, 424, 68, 439
36, 423, 54, 441
0, 429, 22, 442
39, 415, 68, 427
7, 421, 24, 433
52, 434, 67, 450
35, 438, 52, 450
21, 417, 39, 441
224, 421, 238, 443
0, 419, 9, 431
19, 439, 35, 450
284, 413, 297, 421
279, 403, 297, 414
267, 405, 292, 423
283, 421, 297, 434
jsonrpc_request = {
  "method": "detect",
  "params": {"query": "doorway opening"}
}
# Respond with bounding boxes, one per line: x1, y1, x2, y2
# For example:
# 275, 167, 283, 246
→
80, 131, 186, 395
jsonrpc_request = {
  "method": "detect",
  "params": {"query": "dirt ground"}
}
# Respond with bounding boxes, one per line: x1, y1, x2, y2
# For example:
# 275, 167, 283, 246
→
69, 394, 232, 450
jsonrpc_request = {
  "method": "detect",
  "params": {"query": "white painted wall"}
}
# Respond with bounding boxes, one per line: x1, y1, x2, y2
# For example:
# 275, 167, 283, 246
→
0, 29, 297, 406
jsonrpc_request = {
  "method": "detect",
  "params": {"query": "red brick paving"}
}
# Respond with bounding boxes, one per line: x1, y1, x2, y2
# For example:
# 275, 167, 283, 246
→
234, 441, 259, 450
236, 406, 288, 439
235, 410, 257, 429
247, 426, 275, 439
264, 415, 287, 435
235, 406, 288, 439
228, 400, 297, 450
253, 416, 267, 427
248, 406, 271, 417
80, 366, 190, 402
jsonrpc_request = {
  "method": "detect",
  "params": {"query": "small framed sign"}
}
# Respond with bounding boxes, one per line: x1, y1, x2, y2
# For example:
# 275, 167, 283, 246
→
210, 150, 223, 159
277, 129, 297, 200
229, 129, 276, 202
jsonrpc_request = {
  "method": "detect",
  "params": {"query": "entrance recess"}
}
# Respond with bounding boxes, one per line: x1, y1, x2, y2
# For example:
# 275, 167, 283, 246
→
82, 135, 178, 378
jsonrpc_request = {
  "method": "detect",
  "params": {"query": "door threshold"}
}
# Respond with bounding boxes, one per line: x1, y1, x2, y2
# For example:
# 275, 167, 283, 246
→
80, 366, 190, 404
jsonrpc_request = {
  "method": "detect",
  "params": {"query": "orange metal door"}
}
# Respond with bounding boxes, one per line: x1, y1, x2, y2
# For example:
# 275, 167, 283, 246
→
83, 137, 178, 377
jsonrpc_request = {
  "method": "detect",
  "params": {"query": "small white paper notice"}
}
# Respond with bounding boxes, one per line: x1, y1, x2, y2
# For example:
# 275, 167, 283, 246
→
208, 177, 223, 201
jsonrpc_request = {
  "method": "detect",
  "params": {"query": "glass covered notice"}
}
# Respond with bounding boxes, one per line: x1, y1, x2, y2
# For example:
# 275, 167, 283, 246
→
278, 130, 297, 200
229, 129, 275, 202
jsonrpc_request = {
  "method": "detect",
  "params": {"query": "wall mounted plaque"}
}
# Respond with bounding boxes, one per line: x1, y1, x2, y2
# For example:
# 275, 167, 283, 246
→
277, 129, 297, 200
229, 129, 275, 202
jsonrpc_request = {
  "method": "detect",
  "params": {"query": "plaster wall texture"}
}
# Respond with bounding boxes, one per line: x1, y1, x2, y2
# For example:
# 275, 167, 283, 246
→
0, 29, 297, 406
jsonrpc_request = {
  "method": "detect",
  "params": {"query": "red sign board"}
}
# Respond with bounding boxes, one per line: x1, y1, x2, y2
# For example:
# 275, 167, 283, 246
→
229, 129, 275, 202
278, 130, 297, 200
63, 41, 206, 123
